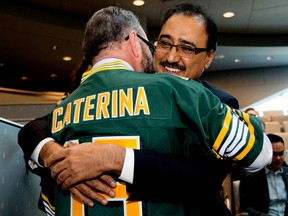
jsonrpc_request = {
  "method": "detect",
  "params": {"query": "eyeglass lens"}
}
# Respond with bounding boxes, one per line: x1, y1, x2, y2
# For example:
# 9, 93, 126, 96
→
273, 151, 286, 157
154, 40, 208, 59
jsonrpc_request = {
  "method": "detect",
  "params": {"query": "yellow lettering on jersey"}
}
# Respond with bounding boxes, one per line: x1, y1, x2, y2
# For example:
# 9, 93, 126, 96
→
73, 98, 85, 123
63, 102, 71, 126
119, 88, 133, 117
51, 107, 63, 133
96, 92, 110, 119
52, 87, 150, 134
112, 90, 118, 118
93, 136, 140, 149
94, 136, 142, 216
134, 87, 150, 115
70, 184, 142, 216
105, 183, 142, 216
70, 136, 142, 216
83, 95, 95, 121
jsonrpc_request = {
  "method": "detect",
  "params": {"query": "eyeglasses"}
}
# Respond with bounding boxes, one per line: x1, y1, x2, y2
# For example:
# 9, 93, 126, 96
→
154, 39, 210, 59
125, 34, 155, 55
273, 150, 287, 157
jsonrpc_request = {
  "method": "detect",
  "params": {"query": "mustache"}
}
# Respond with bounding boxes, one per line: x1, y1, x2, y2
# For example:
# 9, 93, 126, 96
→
159, 61, 186, 71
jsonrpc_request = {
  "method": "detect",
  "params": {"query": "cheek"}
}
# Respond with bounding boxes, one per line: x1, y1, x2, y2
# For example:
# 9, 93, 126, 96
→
153, 52, 163, 62
153, 53, 163, 70
152, 60, 159, 72
183, 60, 204, 79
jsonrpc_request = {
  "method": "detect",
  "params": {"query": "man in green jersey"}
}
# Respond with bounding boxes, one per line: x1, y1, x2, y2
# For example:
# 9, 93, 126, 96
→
44, 6, 272, 216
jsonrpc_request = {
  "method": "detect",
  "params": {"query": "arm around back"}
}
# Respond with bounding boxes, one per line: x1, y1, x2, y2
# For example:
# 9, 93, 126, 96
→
18, 114, 51, 168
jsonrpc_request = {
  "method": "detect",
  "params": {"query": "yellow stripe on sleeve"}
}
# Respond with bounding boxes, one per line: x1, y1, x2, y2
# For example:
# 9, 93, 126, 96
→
41, 193, 56, 211
212, 106, 232, 157
234, 113, 255, 160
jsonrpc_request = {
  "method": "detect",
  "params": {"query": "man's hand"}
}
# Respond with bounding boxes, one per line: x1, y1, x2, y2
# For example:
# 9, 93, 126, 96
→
45, 142, 126, 190
70, 175, 116, 206
40, 141, 119, 206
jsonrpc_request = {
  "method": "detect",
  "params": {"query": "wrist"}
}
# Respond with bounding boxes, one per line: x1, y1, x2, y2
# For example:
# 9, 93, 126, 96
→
104, 144, 126, 176
40, 140, 63, 165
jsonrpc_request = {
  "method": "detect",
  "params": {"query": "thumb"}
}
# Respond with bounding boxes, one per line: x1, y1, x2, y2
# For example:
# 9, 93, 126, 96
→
66, 141, 77, 148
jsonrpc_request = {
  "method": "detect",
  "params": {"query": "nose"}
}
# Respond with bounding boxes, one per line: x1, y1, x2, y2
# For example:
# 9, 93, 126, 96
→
166, 46, 181, 62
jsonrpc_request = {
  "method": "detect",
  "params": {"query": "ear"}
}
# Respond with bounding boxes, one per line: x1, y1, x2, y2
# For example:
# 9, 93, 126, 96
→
126, 31, 141, 58
204, 51, 215, 69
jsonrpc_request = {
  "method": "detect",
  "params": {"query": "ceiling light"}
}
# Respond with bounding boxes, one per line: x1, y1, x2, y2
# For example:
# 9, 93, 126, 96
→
234, 58, 241, 63
266, 56, 273, 61
223, 12, 235, 18
21, 76, 29, 81
50, 73, 58, 78
63, 56, 72, 61
51, 45, 59, 50
133, 0, 145, 6
215, 54, 225, 60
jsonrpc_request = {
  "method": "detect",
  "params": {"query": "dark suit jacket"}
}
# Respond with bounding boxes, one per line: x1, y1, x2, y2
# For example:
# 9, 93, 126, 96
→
198, 79, 239, 110
18, 79, 238, 216
127, 80, 238, 215
239, 167, 288, 216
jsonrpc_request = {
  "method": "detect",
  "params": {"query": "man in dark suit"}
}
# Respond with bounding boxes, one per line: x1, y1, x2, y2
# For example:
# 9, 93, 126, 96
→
240, 133, 288, 216
18, 3, 242, 216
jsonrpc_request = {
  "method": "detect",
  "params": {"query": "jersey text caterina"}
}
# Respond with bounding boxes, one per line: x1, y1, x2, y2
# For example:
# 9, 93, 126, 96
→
51, 87, 150, 133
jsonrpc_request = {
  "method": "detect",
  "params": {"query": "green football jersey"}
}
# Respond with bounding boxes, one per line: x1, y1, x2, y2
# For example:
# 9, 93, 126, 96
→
47, 60, 269, 216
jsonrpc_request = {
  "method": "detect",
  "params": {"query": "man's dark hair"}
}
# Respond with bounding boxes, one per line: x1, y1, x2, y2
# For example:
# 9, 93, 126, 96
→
244, 107, 256, 113
162, 3, 217, 51
267, 133, 284, 144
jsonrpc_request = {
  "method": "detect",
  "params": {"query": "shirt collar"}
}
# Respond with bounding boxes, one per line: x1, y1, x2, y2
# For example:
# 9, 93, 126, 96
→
81, 58, 134, 84
92, 58, 134, 71
265, 166, 283, 174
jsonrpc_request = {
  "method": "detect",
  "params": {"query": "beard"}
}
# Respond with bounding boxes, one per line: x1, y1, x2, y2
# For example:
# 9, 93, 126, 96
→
140, 44, 153, 73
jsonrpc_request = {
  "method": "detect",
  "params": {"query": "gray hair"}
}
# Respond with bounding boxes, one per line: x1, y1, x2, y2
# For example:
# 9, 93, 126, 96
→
82, 6, 143, 64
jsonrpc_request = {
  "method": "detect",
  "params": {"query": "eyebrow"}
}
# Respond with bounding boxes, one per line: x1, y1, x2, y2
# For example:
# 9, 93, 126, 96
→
159, 34, 197, 47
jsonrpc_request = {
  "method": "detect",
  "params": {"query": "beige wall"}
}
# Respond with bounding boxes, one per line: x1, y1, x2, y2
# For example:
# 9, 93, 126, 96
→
202, 65, 288, 109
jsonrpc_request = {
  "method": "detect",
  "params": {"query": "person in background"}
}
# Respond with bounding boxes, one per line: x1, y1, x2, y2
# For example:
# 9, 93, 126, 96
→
245, 107, 266, 131
239, 133, 288, 216
18, 3, 250, 216
245, 107, 258, 116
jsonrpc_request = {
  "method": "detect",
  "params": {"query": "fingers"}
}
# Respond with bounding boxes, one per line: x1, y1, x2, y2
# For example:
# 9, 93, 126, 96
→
71, 179, 117, 206
75, 183, 110, 206
48, 158, 81, 188
45, 147, 83, 187
70, 186, 95, 207
49, 158, 74, 185
66, 141, 77, 148
100, 174, 117, 188
86, 179, 115, 198
45, 148, 67, 168
61, 175, 81, 190
47, 143, 119, 190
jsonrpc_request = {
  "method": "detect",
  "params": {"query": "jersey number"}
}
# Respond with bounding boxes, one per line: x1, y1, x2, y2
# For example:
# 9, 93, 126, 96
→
70, 136, 142, 216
